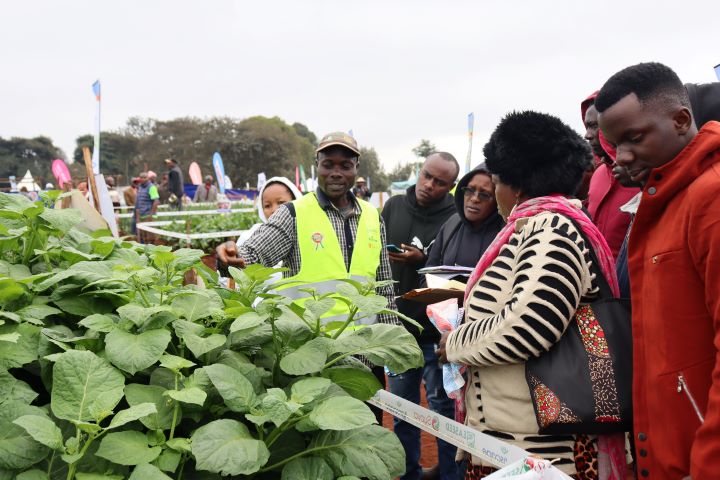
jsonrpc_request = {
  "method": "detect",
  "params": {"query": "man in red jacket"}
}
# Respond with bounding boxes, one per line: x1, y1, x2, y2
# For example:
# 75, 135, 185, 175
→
582, 92, 640, 259
597, 62, 720, 480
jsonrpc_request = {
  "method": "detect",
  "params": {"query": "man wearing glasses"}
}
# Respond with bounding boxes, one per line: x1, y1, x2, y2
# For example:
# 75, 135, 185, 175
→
382, 152, 460, 480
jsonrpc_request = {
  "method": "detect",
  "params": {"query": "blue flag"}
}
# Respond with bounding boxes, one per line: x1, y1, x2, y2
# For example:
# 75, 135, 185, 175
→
212, 152, 226, 194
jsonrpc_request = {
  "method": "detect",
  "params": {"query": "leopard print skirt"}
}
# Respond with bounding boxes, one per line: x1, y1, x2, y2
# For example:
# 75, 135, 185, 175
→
465, 434, 598, 480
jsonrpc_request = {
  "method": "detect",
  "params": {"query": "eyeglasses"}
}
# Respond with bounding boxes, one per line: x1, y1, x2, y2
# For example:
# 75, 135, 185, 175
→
461, 187, 494, 201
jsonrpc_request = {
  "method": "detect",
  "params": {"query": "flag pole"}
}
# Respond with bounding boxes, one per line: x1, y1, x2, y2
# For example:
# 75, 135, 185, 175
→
465, 112, 474, 175
92, 80, 101, 175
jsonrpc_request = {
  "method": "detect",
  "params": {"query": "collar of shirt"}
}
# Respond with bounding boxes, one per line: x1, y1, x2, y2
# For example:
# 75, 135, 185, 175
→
620, 192, 642, 215
315, 188, 360, 216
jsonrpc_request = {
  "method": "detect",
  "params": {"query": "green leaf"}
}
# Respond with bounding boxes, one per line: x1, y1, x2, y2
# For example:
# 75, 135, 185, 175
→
322, 367, 382, 400
0, 402, 50, 470
309, 396, 376, 431
0, 332, 20, 343
39, 208, 82, 233
290, 377, 331, 404
156, 448, 181, 472
310, 425, 405, 480
0, 260, 31, 280
282, 457, 334, 480
0, 311, 21, 323
78, 314, 116, 333
53, 295, 113, 316
336, 284, 388, 316
304, 297, 337, 319
17, 304, 61, 324
279, 337, 331, 375
51, 350, 125, 423
204, 363, 256, 413
229, 312, 267, 333
0, 278, 25, 306
333, 323, 423, 373
124, 384, 179, 431
16, 469, 49, 480
169, 248, 204, 270
163, 387, 206, 406
75, 474, 123, 480
105, 328, 171, 375
35, 261, 113, 291
158, 353, 195, 372
191, 419, 270, 476
165, 437, 191, 453
95, 431, 162, 466
0, 369, 38, 405
12, 415, 64, 450
171, 291, 223, 321
129, 463, 172, 480
91, 238, 116, 258
182, 332, 226, 358
107, 403, 157, 430
116, 304, 174, 328
0, 323, 39, 369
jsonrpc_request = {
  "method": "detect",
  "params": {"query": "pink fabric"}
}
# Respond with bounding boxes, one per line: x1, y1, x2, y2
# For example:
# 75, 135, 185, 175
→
587, 164, 639, 259
599, 130, 617, 161
461, 195, 624, 480
463, 195, 619, 302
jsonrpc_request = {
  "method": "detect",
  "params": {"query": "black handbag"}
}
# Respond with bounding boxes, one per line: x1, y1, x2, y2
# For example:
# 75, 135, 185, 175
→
525, 223, 633, 434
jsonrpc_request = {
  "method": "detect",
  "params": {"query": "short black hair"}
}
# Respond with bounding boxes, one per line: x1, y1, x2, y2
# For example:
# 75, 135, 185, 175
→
595, 62, 690, 114
427, 151, 460, 181
316, 145, 359, 162
484, 110, 592, 198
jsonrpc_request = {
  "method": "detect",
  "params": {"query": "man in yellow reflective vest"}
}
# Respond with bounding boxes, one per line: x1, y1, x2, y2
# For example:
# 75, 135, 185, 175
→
217, 131, 399, 327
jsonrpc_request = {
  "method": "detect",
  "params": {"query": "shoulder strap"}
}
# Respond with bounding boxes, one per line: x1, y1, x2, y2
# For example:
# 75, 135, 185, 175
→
564, 217, 614, 300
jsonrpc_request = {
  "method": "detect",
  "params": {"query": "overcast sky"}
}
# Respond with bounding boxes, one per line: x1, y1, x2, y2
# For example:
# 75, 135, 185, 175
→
2, 0, 718, 176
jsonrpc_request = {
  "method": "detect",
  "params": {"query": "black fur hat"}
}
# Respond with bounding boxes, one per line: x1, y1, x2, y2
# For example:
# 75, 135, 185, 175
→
483, 110, 592, 197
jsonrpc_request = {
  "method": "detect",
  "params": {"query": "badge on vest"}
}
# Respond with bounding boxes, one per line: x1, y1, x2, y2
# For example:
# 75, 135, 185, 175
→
311, 232, 324, 250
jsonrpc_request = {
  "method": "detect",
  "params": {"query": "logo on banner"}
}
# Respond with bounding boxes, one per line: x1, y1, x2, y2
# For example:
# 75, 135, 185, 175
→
446, 422, 476, 449
413, 412, 440, 431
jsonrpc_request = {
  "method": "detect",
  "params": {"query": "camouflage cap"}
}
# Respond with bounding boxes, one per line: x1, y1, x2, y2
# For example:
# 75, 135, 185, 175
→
316, 131, 360, 157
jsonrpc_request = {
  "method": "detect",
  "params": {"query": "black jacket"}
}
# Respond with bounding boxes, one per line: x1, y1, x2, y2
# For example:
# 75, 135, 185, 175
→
381, 185, 456, 342
686, 82, 720, 128
424, 167, 504, 277
168, 165, 185, 198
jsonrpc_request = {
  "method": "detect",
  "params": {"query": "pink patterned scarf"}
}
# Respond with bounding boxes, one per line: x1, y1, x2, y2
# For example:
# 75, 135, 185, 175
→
461, 195, 625, 480
464, 195, 619, 303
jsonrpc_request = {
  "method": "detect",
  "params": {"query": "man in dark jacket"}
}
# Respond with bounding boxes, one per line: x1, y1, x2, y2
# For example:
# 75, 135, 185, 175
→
382, 152, 459, 480
165, 158, 185, 210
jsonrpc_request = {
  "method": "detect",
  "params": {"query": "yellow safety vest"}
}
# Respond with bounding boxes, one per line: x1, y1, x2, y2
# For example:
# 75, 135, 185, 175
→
279, 193, 382, 324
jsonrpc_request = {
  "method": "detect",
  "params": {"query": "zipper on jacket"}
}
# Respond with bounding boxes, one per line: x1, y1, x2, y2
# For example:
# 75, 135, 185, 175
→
677, 373, 705, 423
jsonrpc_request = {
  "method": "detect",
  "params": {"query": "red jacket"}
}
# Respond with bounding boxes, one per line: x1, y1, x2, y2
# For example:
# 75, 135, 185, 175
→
587, 164, 639, 259
628, 122, 720, 479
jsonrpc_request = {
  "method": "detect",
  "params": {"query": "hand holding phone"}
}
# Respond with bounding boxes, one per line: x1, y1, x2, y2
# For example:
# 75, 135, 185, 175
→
386, 244, 406, 254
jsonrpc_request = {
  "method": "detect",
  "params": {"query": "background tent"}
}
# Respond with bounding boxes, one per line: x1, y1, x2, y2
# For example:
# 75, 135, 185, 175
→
17, 170, 41, 192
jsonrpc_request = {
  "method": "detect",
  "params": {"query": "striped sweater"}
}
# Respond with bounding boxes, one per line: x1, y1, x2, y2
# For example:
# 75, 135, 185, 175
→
446, 212, 599, 475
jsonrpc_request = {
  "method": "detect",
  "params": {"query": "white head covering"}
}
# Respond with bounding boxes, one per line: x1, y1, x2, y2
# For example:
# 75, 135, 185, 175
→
257, 176, 303, 222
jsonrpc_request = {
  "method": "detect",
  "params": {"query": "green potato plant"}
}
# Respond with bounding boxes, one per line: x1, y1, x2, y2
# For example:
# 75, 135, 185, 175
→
0, 192, 423, 480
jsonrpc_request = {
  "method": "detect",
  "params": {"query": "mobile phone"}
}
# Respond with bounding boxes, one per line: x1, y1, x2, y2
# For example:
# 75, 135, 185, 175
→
387, 244, 405, 254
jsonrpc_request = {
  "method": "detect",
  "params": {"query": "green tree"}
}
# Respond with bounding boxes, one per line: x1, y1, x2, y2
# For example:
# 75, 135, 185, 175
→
388, 162, 422, 183
411, 139, 436, 159
73, 132, 140, 182
291, 122, 317, 146
0, 136, 65, 186
357, 147, 389, 192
